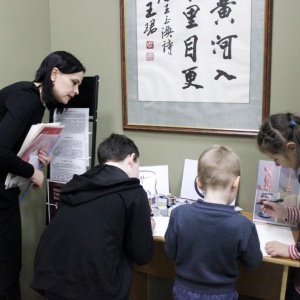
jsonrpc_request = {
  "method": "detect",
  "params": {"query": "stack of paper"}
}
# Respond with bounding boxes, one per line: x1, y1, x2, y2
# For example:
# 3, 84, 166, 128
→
5, 123, 64, 189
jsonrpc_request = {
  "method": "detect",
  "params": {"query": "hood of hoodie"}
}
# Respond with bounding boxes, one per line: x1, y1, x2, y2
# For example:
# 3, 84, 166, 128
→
59, 164, 141, 206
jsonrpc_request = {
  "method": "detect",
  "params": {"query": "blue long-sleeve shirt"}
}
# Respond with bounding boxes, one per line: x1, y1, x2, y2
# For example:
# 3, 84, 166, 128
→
164, 200, 262, 294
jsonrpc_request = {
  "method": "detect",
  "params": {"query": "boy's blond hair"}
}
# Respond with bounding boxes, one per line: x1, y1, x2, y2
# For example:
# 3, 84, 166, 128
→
198, 145, 241, 190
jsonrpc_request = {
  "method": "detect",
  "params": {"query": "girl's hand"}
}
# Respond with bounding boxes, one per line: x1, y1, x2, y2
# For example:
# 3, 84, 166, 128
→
261, 200, 288, 220
265, 241, 290, 258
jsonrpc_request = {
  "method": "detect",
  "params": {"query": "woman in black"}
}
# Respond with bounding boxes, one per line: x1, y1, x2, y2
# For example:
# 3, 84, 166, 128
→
0, 51, 85, 299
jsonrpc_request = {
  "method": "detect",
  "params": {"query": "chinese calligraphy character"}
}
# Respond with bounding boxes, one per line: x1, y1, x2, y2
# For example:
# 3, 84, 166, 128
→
164, 4, 170, 14
184, 35, 198, 63
164, 15, 171, 24
162, 25, 174, 39
145, 2, 157, 18
162, 39, 174, 55
210, 0, 236, 25
144, 19, 158, 36
211, 34, 238, 59
214, 69, 237, 80
182, 67, 203, 89
183, 5, 200, 29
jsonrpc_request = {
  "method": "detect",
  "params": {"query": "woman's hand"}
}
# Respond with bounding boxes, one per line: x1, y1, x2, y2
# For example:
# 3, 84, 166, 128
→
30, 168, 44, 190
261, 200, 288, 220
38, 148, 51, 168
265, 241, 290, 258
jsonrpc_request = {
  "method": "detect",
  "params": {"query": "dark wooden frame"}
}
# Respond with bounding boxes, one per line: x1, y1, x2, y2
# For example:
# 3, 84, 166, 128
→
120, 0, 273, 136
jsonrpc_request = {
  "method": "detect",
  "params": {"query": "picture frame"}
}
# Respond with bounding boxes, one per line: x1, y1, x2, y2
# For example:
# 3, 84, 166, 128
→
120, 0, 273, 136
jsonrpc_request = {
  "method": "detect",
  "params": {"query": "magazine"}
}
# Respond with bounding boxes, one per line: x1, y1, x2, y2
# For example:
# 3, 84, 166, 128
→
5, 123, 64, 189
253, 160, 300, 227
47, 179, 66, 222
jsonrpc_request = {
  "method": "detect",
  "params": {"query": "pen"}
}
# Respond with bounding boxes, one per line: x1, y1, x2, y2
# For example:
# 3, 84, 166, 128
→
256, 198, 284, 205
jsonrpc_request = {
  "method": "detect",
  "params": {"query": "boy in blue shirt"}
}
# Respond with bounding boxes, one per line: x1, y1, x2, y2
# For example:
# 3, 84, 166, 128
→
164, 144, 262, 300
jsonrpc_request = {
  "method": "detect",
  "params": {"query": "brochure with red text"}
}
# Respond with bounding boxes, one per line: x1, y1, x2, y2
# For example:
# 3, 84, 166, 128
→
5, 123, 65, 190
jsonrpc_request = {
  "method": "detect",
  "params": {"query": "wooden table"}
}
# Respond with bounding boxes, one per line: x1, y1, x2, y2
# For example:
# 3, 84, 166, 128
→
130, 212, 300, 300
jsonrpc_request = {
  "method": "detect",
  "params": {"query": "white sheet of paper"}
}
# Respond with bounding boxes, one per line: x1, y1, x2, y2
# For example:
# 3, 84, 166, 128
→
152, 216, 170, 237
139, 165, 169, 195
50, 157, 87, 183
255, 223, 294, 256
53, 108, 90, 166
180, 159, 199, 200
180, 159, 236, 205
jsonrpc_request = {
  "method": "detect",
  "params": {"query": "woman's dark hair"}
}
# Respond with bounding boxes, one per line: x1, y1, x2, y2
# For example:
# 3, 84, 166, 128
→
34, 51, 85, 112
257, 112, 300, 166
97, 133, 139, 165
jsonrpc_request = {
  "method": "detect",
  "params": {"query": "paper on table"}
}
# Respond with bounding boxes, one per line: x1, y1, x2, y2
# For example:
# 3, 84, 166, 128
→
139, 165, 169, 196
152, 216, 295, 256
255, 223, 294, 256
152, 216, 170, 237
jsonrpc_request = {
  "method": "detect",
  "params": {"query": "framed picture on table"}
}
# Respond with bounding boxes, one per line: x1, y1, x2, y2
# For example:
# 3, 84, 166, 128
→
253, 160, 300, 227
120, 0, 273, 136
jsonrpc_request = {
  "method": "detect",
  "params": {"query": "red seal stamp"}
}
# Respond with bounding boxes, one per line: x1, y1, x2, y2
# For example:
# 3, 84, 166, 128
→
146, 41, 154, 49
146, 53, 154, 61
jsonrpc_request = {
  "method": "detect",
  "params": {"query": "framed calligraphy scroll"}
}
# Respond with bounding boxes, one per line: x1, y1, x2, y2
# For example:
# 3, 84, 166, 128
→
120, 0, 273, 136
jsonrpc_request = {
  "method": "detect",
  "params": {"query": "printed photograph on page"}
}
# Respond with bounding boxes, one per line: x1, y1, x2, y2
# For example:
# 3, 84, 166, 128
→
253, 160, 300, 227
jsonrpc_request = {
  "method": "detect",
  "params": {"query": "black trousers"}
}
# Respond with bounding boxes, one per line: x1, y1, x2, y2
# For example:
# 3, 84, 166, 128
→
0, 186, 22, 300
0, 278, 21, 300
0, 185, 22, 300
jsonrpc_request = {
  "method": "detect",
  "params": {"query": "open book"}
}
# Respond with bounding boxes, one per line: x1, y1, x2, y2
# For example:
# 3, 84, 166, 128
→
251, 160, 297, 255
5, 123, 64, 189
253, 160, 300, 227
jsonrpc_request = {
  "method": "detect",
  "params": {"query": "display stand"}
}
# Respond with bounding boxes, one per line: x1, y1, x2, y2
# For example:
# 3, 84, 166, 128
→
47, 75, 99, 223
49, 75, 99, 167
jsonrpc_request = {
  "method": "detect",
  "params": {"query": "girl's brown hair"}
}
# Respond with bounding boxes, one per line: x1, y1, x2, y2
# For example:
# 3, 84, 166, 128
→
257, 113, 300, 167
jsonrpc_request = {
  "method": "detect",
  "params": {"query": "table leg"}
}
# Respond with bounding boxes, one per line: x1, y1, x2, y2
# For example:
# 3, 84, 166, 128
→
279, 265, 289, 300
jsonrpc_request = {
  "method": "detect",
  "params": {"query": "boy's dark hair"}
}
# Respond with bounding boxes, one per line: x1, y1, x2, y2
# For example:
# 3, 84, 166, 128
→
34, 51, 86, 113
257, 112, 300, 166
97, 133, 139, 164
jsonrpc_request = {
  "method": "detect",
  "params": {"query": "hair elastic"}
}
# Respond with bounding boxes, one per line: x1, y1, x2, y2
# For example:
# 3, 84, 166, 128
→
290, 120, 297, 127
